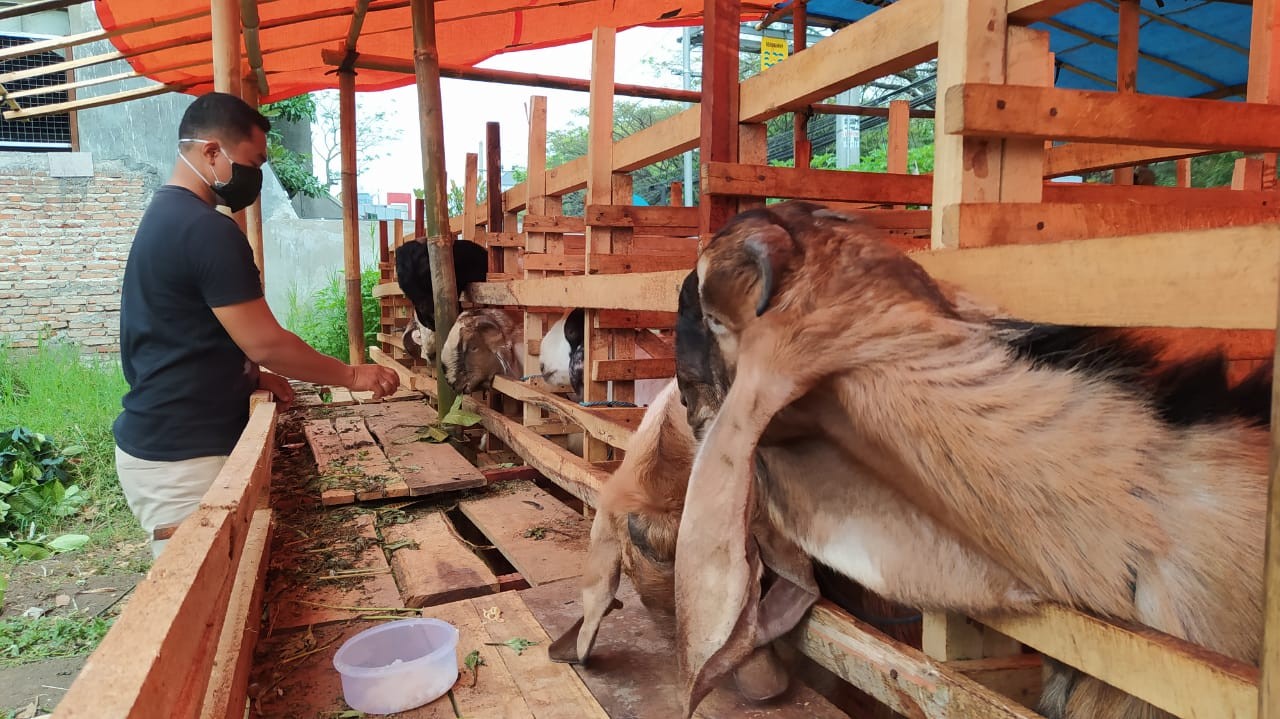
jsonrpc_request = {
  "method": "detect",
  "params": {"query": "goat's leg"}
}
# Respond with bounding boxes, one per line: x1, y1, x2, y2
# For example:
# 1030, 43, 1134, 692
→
548, 508, 625, 664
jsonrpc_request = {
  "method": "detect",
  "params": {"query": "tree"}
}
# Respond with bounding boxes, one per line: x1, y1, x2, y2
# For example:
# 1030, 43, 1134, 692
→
311, 90, 404, 191
260, 95, 327, 199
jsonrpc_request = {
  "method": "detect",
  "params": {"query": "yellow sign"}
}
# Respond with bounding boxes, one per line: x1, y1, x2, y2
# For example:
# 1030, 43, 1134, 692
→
760, 36, 789, 71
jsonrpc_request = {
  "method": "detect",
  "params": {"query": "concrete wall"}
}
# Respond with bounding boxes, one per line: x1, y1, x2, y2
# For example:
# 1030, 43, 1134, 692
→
0, 152, 160, 352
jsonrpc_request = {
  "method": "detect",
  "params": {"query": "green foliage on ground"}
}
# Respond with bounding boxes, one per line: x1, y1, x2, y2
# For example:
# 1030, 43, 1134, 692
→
0, 340, 139, 564
283, 268, 382, 363
0, 615, 114, 667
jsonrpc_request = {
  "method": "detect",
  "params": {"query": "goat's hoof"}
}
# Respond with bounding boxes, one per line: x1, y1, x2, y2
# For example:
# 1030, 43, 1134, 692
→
732, 645, 789, 703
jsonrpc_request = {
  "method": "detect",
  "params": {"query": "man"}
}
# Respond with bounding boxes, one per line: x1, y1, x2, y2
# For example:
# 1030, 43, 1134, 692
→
113, 92, 401, 557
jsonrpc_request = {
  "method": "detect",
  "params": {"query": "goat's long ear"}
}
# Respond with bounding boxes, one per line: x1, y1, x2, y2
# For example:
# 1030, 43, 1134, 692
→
548, 508, 625, 664
741, 223, 796, 317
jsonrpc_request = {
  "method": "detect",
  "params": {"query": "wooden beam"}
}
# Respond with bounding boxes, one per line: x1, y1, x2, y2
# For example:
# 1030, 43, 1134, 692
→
915, 223, 1280, 330
1043, 143, 1212, 178
319, 49, 700, 103
486, 121, 505, 273
979, 604, 1258, 719
1, 83, 185, 121
411, 0, 460, 413
795, 601, 1042, 719
702, 162, 933, 205
793, 1, 812, 169
887, 99, 909, 175
468, 271, 687, 313
491, 376, 634, 449
0, 0, 88, 21
946, 203, 1280, 246
699, 0, 743, 242
591, 358, 675, 382
945, 84, 1280, 153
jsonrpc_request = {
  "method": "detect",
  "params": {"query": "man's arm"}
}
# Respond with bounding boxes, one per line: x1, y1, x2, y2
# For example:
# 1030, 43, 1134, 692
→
212, 296, 400, 398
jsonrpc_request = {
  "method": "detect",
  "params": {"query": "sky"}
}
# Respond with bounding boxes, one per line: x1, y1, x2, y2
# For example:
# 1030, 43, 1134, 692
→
314, 25, 696, 202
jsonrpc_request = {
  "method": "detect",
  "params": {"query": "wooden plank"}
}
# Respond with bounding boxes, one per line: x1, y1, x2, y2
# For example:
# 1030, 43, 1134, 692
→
270, 512, 403, 631
383, 511, 500, 607
795, 601, 1041, 719
523, 252, 695, 274
521, 574, 848, 719
523, 214, 585, 233
56, 507, 238, 718
484, 231, 524, 247
201, 508, 274, 719
473, 591, 609, 719
948, 655, 1043, 709
1044, 143, 1212, 178
303, 419, 356, 505
1043, 181, 1280, 208
702, 162, 933, 204
947, 203, 1280, 246
334, 416, 410, 501
946, 83, 1280, 152
458, 484, 590, 586
997, 26, 1052, 206
585, 204, 700, 229
634, 328, 675, 359
492, 376, 635, 449
199, 400, 276, 527
591, 357, 676, 382
469, 270, 686, 313
979, 604, 1258, 719
914, 223, 1280, 330
363, 404, 489, 496
596, 310, 679, 329
887, 99, 910, 175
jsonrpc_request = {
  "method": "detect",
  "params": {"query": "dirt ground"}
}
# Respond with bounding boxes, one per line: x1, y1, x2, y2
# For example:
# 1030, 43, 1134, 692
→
0, 540, 152, 717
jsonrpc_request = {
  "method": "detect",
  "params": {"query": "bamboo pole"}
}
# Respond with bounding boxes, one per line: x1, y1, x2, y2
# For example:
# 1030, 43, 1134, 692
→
485, 121, 504, 274
242, 80, 265, 287
0, 0, 87, 22
410, 0, 460, 415
338, 68, 365, 365
211, 0, 247, 233
318, 49, 701, 103
240, 0, 269, 96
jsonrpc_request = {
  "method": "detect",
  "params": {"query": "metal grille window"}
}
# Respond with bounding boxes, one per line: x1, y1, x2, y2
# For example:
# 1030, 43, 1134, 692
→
0, 33, 73, 151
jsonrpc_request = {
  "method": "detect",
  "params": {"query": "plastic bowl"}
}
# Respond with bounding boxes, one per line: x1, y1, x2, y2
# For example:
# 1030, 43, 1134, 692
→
332, 617, 460, 715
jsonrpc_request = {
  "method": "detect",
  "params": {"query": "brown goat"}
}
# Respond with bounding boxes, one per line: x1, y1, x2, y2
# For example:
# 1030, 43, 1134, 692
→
440, 308, 525, 395
674, 201, 1270, 719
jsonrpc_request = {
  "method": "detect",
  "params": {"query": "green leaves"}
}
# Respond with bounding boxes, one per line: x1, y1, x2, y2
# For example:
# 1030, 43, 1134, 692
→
484, 637, 539, 656
440, 396, 482, 429
0, 426, 91, 557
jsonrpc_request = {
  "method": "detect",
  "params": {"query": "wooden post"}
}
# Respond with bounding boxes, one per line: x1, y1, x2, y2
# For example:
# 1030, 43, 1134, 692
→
792, 1, 811, 169
485, 121, 504, 273
1113, 0, 1139, 185
242, 79, 265, 286
583, 26, 616, 462
524, 96, 549, 428
463, 152, 479, 243
411, 0, 460, 414
338, 68, 365, 365
1177, 158, 1193, 187
1261, 3, 1280, 700
698, 0, 742, 246
930, 0, 1007, 248
210, 0, 247, 233
887, 99, 909, 174
670, 181, 684, 206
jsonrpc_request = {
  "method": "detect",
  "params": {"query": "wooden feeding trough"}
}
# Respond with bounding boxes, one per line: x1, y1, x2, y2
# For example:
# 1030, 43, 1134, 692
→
18, 0, 1280, 716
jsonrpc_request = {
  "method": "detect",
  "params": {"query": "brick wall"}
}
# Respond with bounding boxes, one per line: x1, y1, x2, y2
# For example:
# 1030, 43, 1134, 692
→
0, 153, 161, 354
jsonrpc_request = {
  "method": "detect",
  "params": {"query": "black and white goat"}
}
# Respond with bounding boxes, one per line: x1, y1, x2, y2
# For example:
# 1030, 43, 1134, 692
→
395, 238, 490, 363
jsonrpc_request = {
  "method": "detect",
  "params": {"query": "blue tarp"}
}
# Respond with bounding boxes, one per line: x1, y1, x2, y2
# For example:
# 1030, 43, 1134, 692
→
780, 0, 1251, 100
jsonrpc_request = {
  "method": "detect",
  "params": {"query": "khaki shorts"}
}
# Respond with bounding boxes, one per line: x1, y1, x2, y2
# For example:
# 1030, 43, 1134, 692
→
114, 445, 228, 559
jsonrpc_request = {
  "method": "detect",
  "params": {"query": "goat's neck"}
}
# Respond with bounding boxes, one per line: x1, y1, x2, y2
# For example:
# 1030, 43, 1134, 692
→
816, 333, 1174, 616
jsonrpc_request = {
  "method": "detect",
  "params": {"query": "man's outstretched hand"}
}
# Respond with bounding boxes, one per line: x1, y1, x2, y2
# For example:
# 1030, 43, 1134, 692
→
348, 364, 401, 400
257, 371, 296, 411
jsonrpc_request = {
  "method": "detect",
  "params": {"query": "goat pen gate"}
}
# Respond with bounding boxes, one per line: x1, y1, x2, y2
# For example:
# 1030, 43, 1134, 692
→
15, 0, 1280, 717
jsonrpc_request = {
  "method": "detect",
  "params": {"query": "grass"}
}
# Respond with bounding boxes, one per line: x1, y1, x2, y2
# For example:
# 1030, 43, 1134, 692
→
0, 615, 113, 668
0, 338, 141, 550
283, 266, 382, 363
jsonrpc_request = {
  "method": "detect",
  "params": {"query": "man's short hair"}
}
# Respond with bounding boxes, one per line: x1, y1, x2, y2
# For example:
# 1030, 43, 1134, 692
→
177, 92, 271, 145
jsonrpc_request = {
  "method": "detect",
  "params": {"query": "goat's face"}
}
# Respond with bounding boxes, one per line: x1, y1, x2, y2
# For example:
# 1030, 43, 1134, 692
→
675, 270, 729, 440
696, 201, 964, 378
441, 309, 517, 395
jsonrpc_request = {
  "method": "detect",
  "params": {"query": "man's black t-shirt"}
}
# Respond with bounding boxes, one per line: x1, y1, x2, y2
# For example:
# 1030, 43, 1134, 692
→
112, 185, 264, 461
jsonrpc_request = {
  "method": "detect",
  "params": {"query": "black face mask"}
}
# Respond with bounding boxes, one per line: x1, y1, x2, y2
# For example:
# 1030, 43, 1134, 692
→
179, 139, 263, 213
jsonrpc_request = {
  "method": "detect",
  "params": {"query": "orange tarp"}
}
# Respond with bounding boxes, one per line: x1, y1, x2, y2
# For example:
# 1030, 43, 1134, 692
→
95, 0, 776, 103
